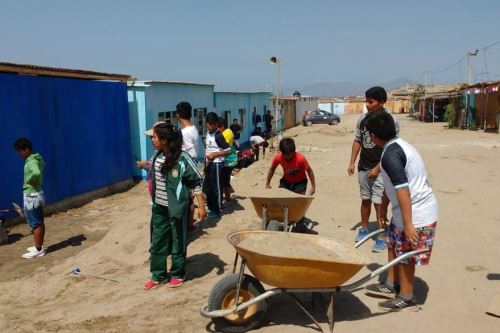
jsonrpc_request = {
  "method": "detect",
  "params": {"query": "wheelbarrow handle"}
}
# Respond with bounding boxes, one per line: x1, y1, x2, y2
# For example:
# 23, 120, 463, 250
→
354, 229, 385, 248
200, 289, 281, 318
339, 248, 430, 292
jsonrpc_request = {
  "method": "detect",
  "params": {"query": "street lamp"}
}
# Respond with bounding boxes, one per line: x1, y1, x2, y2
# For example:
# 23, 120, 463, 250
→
270, 56, 280, 140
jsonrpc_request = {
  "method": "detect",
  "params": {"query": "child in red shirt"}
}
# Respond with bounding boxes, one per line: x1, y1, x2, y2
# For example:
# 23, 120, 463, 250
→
265, 137, 316, 196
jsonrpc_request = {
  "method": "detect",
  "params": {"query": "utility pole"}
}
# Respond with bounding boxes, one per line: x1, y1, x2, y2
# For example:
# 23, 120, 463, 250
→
465, 49, 478, 128
423, 71, 428, 121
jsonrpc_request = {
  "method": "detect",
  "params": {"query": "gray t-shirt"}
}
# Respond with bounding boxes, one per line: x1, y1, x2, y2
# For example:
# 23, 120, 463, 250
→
354, 110, 400, 171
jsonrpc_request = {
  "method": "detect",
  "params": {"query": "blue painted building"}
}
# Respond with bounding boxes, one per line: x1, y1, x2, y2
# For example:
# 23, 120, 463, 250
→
319, 100, 345, 115
0, 62, 132, 213
214, 92, 271, 147
128, 81, 215, 179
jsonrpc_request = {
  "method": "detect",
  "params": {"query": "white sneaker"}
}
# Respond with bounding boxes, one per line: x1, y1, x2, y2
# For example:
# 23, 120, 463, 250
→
27, 246, 36, 252
22, 247, 45, 259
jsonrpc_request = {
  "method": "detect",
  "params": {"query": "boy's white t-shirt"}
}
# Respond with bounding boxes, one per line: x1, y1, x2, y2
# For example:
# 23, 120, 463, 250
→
380, 138, 438, 228
181, 125, 199, 160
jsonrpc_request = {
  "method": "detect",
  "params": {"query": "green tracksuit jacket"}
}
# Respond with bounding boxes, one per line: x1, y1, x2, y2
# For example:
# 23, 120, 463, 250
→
150, 151, 203, 281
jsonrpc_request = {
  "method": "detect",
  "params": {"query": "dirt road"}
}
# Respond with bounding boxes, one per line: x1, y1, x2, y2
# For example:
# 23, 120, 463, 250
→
1, 113, 499, 333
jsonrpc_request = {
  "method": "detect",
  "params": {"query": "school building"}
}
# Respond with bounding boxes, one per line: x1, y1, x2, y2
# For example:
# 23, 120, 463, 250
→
128, 81, 272, 179
127, 81, 215, 179
213, 91, 271, 144
0, 62, 133, 215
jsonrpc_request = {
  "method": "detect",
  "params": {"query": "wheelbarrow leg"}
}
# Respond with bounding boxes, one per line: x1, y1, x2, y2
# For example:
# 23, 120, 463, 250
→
234, 259, 246, 307
232, 252, 239, 274
283, 205, 289, 231
327, 292, 335, 333
289, 293, 324, 333
261, 205, 268, 230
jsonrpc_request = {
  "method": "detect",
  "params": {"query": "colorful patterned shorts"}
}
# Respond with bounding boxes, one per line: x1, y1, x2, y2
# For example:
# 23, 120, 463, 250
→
387, 222, 437, 265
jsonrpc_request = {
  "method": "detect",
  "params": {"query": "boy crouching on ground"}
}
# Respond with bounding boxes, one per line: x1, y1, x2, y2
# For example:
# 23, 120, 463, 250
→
364, 111, 438, 311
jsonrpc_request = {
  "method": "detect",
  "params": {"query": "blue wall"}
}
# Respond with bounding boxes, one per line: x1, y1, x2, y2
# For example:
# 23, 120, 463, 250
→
214, 92, 271, 146
319, 102, 345, 115
128, 82, 215, 178
0, 73, 132, 211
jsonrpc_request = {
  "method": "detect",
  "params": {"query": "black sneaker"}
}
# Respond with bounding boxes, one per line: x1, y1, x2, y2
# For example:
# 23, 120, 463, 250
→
378, 297, 420, 312
365, 283, 396, 299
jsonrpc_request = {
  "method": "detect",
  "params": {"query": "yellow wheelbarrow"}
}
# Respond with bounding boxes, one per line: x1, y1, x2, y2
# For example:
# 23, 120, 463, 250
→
249, 190, 314, 231
200, 230, 428, 332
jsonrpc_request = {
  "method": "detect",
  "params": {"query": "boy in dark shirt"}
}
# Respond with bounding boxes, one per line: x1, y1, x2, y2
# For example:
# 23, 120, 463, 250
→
347, 86, 399, 252
203, 112, 231, 218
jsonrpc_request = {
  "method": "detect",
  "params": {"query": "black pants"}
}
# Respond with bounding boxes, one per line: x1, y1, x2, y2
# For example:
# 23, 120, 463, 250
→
279, 178, 308, 195
203, 162, 223, 214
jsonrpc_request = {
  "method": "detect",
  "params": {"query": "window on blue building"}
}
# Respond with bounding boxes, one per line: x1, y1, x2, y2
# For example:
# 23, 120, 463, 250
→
221, 111, 231, 125
239, 108, 245, 130
194, 107, 208, 135
158, 111, 176, 124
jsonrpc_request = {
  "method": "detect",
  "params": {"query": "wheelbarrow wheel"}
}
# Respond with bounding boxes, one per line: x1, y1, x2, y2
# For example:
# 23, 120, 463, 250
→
207, 273, 268, 333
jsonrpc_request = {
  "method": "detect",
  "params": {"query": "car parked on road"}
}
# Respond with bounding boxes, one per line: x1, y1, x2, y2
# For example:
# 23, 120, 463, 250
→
302, 110, 341, 126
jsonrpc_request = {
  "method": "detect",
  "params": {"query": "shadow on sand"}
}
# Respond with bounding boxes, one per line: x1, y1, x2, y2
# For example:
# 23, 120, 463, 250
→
186, 252, 226, 281
46, 234, 87, 254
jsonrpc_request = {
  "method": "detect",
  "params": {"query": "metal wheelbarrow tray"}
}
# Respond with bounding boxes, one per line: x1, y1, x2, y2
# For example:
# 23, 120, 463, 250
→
230, 230, 368, 289
249, 190, 314, 230
201, 229, 429, 333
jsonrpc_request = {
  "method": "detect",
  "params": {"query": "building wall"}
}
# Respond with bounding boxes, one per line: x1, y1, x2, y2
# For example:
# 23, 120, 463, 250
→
214, 92, 271, 145
127, 87, 147, 178
345, 101, 366, 114
385, 99, 410, 114
295, 98, 319, 124
280, 99, 296, 130
318, 102, 332, 113
472, 90, 500, 130
127, 82, 215, 178
319, 102, 345, 115
0, 72, 132, 209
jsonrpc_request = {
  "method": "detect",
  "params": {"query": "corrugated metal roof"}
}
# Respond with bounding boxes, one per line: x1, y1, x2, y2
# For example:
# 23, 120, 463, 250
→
215, 91, 271, 94
133, 80, 215, 87
0, 61, 133, 82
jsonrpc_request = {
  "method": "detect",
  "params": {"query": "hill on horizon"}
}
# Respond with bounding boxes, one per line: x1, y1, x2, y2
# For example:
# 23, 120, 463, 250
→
287, 77, 415, 98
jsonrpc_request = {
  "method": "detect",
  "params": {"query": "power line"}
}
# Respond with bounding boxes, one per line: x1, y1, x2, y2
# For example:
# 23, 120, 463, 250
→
428, 55, 466, 74
416, 38, 500, 84
481, 39, 500, 51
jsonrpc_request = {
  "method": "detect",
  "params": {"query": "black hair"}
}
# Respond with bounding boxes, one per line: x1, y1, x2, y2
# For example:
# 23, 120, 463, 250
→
13, 137, 32, 151
206, 112, 219, 125
233, 118, 238, 122
279, 137, 296, 154
365, 110, 397, 141
176, 101, 192, 119
153, 123, 183, 174
365, 86, 387, 103
218, 117, 228, 128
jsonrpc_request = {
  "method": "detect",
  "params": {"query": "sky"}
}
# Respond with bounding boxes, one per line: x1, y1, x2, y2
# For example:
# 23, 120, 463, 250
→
1, 0, 499, 93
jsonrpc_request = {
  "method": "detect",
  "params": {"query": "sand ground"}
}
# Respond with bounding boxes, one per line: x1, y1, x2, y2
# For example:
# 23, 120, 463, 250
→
1, 114, 499, 333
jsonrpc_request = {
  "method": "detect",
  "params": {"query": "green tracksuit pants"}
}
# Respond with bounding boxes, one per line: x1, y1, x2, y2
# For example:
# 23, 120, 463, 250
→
150, 203, 188, 281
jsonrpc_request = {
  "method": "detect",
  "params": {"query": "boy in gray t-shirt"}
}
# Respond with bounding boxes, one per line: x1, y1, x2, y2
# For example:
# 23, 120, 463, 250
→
347, 86, 399, 252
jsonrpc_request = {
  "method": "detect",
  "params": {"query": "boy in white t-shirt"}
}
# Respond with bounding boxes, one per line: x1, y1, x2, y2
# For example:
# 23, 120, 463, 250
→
176, 102, 200, 231
176, 102, 199, 161
364, 110, 438, 312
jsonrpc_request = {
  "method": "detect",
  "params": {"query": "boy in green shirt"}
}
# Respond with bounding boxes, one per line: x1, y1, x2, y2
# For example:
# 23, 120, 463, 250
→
14, 137, 46, 259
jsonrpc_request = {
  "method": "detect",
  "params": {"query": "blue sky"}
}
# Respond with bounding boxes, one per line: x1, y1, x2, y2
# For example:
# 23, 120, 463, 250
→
1, 0, 499, 92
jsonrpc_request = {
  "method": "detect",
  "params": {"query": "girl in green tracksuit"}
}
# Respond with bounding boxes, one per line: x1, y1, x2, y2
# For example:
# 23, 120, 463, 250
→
144, 123, 207, 289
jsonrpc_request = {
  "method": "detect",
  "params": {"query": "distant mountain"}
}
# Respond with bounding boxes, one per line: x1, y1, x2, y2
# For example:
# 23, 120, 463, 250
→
288, 77, 415, 98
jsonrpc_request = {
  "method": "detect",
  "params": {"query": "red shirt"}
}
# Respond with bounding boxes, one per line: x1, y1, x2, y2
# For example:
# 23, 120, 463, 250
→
271, 152, 309, 184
